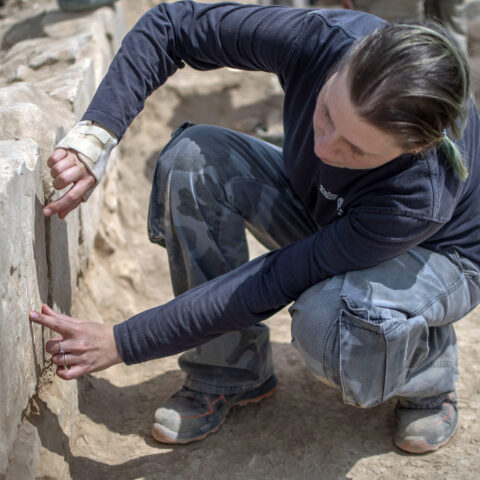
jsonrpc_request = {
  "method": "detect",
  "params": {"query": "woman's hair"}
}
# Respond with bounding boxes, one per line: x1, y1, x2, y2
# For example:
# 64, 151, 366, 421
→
338, 22, 472, 179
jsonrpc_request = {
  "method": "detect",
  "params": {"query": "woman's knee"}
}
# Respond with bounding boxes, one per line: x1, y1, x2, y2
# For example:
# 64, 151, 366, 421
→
148, 124, 222, 244
156, 124, 218, 176
290, 277, 344, 386
290, 276, 432, 409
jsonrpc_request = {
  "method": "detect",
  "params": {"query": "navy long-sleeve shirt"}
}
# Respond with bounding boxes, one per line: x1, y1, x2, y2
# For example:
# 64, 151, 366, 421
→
81, 2, 480, 364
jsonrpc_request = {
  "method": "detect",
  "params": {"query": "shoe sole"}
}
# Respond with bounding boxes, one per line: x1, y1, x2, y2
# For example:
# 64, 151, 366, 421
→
394, 435, 452, 454
152, 385, 277, 445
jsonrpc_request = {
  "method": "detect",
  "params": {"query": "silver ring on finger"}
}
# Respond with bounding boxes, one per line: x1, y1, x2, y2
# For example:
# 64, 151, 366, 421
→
63, 352, 71, 370
58, 340, 65, 355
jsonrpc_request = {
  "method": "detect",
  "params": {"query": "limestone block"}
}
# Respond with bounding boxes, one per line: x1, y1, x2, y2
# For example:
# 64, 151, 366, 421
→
79, 18, 116, 86
0, 139, 47, 477
32, 374, 80, 480
5, 421, 41, 480
80, 5, 125, 86
107, 1, 126, 53
0, 3, 127, 477
41, 9, 108, 40
0, 101, 63, 197
3, 59, 96, 122
91, 2, 127, 70
29, 34, 91, 70
1, 33, 92, 87
0, 82, 74, 134
0, 1, 124, 54
42, 1, 125, 48
37, 57, 96, 119
0, 2, 125, 92
0, 7, 44, 51
48, 197, 82, 315
0, 101, 62, 163
43, 4, 126, 85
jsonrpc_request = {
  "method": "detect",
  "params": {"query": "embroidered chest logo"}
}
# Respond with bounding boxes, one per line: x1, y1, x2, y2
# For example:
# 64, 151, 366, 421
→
318, 185, 344, 216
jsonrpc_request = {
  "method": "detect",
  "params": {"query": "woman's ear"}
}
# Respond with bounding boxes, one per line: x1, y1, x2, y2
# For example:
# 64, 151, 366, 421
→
410, 146, 425, 154
410, 140, 439, 155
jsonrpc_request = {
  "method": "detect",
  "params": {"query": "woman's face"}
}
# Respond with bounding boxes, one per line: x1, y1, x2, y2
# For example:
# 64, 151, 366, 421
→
312, 70, 407, 169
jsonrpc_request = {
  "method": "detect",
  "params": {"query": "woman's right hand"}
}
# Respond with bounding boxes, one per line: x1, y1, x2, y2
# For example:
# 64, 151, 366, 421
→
43, 148, 96, 219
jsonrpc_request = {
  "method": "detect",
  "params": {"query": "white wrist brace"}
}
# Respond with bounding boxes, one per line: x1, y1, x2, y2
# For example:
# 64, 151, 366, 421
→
56, 120, 118, 188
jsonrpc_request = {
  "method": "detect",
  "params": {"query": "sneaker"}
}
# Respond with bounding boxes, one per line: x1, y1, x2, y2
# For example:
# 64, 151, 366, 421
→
152, 374, 277, 444
394, 392, 458, 454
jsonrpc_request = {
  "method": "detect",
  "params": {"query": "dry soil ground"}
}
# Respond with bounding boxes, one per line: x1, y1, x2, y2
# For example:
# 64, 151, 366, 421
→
3, 0, 480, 479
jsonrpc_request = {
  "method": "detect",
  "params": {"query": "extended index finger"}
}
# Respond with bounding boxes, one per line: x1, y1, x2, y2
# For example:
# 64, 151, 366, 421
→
42, 304, 82, 324
43, 175, 95, 218
29, 310, 71, 336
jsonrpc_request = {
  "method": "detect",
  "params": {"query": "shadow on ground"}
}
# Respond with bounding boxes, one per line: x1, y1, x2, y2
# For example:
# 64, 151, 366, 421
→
28, 342, 396, 480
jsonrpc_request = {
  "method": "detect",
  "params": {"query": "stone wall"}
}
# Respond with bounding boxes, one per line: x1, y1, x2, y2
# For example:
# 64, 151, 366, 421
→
0, 2, 125, 478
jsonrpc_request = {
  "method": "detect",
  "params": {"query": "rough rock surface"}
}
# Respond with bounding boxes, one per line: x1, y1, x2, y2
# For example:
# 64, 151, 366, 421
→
0, 139, 47, 478
0, 0, 125, 477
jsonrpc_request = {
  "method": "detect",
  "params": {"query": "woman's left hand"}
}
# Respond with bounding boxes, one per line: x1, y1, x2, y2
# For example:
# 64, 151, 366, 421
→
29, 304, 122, 380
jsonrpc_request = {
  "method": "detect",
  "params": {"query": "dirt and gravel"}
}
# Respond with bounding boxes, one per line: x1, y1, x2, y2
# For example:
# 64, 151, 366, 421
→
3, 0, 479, 478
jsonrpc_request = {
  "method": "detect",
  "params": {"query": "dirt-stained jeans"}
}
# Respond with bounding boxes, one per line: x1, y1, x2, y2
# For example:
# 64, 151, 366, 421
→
148, 123, 480, 408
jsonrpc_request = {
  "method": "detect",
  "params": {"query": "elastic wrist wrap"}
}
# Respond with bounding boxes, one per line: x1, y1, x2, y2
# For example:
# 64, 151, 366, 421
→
56, 120, 118, 197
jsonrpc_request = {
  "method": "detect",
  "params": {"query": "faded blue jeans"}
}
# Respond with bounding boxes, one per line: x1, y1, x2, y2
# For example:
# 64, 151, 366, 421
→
148, 123, 480, 408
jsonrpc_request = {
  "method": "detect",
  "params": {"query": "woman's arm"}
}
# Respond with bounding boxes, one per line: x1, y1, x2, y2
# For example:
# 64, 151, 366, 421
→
82, 1, 307, 140
43, 2, 308, 217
